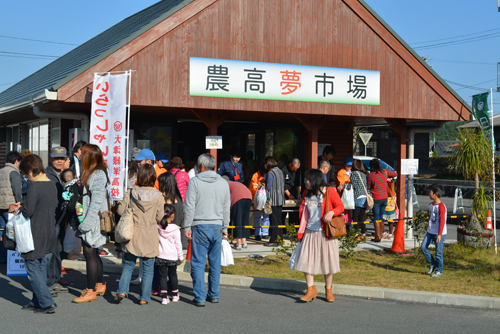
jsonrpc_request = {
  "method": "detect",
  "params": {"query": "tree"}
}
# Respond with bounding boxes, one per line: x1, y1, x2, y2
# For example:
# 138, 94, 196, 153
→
451, 128, 493, 231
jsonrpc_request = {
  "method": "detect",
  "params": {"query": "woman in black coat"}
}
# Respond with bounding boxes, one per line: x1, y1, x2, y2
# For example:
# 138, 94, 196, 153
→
13, 154, 58, 314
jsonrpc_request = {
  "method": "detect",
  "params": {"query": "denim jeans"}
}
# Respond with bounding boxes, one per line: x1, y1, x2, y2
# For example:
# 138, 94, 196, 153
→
0, 209, 9, 262
191, 224, 222, 302
46, 222, 63, 287
25, 253, 55, 309
117, 252, 155, 302
372, 199, 387, 222
421, 233, 446, 273
253, 212, 269, 236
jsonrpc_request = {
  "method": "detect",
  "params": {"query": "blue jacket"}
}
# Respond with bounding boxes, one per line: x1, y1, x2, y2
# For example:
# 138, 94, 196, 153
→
217, 160, 244, 183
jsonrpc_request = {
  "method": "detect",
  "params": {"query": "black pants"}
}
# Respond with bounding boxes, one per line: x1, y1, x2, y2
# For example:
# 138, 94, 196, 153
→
269, 206, 283, 243
159, 265, 178, 293
352, 207, 367, 234
82, 241, 104, 289
282, 210, 299, 235
46, 223, 64, 287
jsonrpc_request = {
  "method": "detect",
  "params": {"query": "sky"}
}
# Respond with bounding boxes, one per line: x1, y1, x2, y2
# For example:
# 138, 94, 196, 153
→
0, 0, 499, 111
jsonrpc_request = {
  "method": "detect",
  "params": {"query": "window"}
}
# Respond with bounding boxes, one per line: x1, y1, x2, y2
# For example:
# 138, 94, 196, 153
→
6, 126, 20, 153
26, 121, 49, 166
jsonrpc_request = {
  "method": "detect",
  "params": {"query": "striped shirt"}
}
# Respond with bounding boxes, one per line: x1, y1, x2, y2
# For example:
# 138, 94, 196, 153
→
367, 169, 398, 201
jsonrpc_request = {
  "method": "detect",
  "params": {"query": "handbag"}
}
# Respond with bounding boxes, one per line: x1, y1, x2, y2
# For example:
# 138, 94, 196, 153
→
254, 188, 267, 211
323, 187, 347, 238
115, 191, 134, 243
263, 199, 273, 215
358, 171, 374, 211
87, 185, 115, 233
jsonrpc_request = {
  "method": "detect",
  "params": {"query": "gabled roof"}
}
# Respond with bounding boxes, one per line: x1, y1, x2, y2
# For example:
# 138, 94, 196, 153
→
432, 141, 457, 153
0, 0, 193, 111
0, 0, 471, 118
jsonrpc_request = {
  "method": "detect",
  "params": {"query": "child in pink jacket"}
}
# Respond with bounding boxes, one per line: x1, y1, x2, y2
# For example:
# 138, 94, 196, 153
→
156, 204, 184, 305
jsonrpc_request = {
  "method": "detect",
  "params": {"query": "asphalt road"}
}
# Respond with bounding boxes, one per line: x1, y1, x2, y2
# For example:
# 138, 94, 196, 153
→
1, 266, 499, 334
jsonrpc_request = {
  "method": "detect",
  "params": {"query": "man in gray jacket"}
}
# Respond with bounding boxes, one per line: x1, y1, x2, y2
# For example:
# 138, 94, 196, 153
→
0, 151, 23, 263
183, 153, 230, 307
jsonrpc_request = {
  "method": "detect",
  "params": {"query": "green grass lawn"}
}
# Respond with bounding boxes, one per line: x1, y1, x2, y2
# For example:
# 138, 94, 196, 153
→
221, 242, 500, 297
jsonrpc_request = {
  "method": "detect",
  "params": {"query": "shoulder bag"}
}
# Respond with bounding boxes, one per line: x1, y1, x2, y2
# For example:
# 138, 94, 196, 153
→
115, 190, 134, 243
323, 187, 347, 238
87, 185, 115, 233
358, 171, 374, 211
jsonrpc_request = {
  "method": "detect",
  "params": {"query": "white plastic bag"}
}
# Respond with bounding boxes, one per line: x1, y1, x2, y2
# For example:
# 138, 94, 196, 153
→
341, 185, 355, 210
221, 239, 234, 266
254, 188, 267, 211
289, 241, 301, 270
5, 213, 15, 240
13, 212, 34, 254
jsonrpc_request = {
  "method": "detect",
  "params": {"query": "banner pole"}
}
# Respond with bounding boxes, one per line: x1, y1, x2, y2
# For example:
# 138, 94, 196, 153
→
124, 70, 132, 193
491, 88, 497, 255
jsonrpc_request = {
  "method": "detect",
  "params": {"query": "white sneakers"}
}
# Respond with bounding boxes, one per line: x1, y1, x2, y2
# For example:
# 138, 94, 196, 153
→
162, 297, 170, 305
427, 265, 435, 275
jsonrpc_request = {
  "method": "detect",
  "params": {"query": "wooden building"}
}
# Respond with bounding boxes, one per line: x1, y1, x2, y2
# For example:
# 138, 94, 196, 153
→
0, 0, 471, 213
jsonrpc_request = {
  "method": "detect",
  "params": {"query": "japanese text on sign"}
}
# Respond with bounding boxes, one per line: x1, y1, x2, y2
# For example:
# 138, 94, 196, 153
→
190, 57, 380, 105
90, 73, 128, 200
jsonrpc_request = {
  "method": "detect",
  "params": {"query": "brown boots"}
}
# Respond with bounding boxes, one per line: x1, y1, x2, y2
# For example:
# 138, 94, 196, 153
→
72, 288, 97, 303
325, 287, 335, 302
72, 282, 106, 303
300, 285, 318, 302
300, 285, 335, 302
372, 221, 384, 242
95, 282, 107, 296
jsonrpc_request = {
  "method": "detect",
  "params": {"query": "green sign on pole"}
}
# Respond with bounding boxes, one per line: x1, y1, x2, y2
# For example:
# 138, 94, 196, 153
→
471, 92, 491, 132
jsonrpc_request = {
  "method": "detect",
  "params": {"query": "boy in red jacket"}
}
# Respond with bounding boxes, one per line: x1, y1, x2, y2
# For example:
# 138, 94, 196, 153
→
421, 184, 447, 278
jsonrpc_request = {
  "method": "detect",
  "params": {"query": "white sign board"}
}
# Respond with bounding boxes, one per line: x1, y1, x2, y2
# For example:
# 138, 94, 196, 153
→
401, 159, 419, 175
7, 251, 27, 277
206, 136, 223, 149
359, 133, 373, 145
190, 57, 380, 105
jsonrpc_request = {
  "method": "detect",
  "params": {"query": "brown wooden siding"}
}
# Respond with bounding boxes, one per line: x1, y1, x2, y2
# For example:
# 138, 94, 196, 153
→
59, 0, 467, 123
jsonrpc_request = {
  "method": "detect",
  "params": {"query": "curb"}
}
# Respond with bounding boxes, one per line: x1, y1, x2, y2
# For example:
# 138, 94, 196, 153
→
62, 259, 500, 310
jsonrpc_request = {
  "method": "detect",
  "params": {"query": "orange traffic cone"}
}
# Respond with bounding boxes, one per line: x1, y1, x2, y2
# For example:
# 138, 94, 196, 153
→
385, 212, 412, 255
485, 210, 493, 230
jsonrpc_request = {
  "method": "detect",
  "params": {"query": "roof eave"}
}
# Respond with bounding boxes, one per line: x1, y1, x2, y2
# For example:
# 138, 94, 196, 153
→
0, 89, 58, 114
51, 0, 194, 91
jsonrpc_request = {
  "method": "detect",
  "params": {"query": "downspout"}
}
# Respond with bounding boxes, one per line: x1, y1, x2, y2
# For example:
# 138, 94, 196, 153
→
406, 123, 445, 239
33, 104, 90, 142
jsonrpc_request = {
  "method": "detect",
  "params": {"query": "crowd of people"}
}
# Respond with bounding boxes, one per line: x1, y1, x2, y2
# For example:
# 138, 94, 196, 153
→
0, 141, 404, 312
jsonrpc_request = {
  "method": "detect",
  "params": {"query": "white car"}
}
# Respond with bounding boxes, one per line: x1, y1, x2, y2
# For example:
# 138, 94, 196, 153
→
353, 156, 396, 172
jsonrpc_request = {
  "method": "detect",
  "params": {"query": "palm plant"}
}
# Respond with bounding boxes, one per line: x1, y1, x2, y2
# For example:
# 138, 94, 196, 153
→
451, 128, 493, 231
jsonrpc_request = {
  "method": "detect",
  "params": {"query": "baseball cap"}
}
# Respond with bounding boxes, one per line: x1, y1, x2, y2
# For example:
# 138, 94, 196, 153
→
344, 157, 353, 166
134, 148, 155, 162
50, 146, 67, 158
155, 153, 169, 163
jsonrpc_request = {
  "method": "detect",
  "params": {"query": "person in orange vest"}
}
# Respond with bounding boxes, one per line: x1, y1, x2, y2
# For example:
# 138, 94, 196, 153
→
154, 153, 168, 190
248, 165, 269, 241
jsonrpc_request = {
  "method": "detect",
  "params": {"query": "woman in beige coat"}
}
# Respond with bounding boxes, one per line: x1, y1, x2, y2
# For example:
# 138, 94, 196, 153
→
114, 164, 164, 305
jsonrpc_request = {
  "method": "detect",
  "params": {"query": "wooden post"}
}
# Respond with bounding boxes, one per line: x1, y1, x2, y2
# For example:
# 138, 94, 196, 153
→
295, 115, 327, 169
385, 118, 407, 219
191, 109, 232, 168
310, 122, 319, 169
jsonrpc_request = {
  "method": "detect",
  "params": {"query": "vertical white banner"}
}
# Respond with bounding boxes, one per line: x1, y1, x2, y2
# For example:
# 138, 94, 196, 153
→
90, 73, 128, 200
